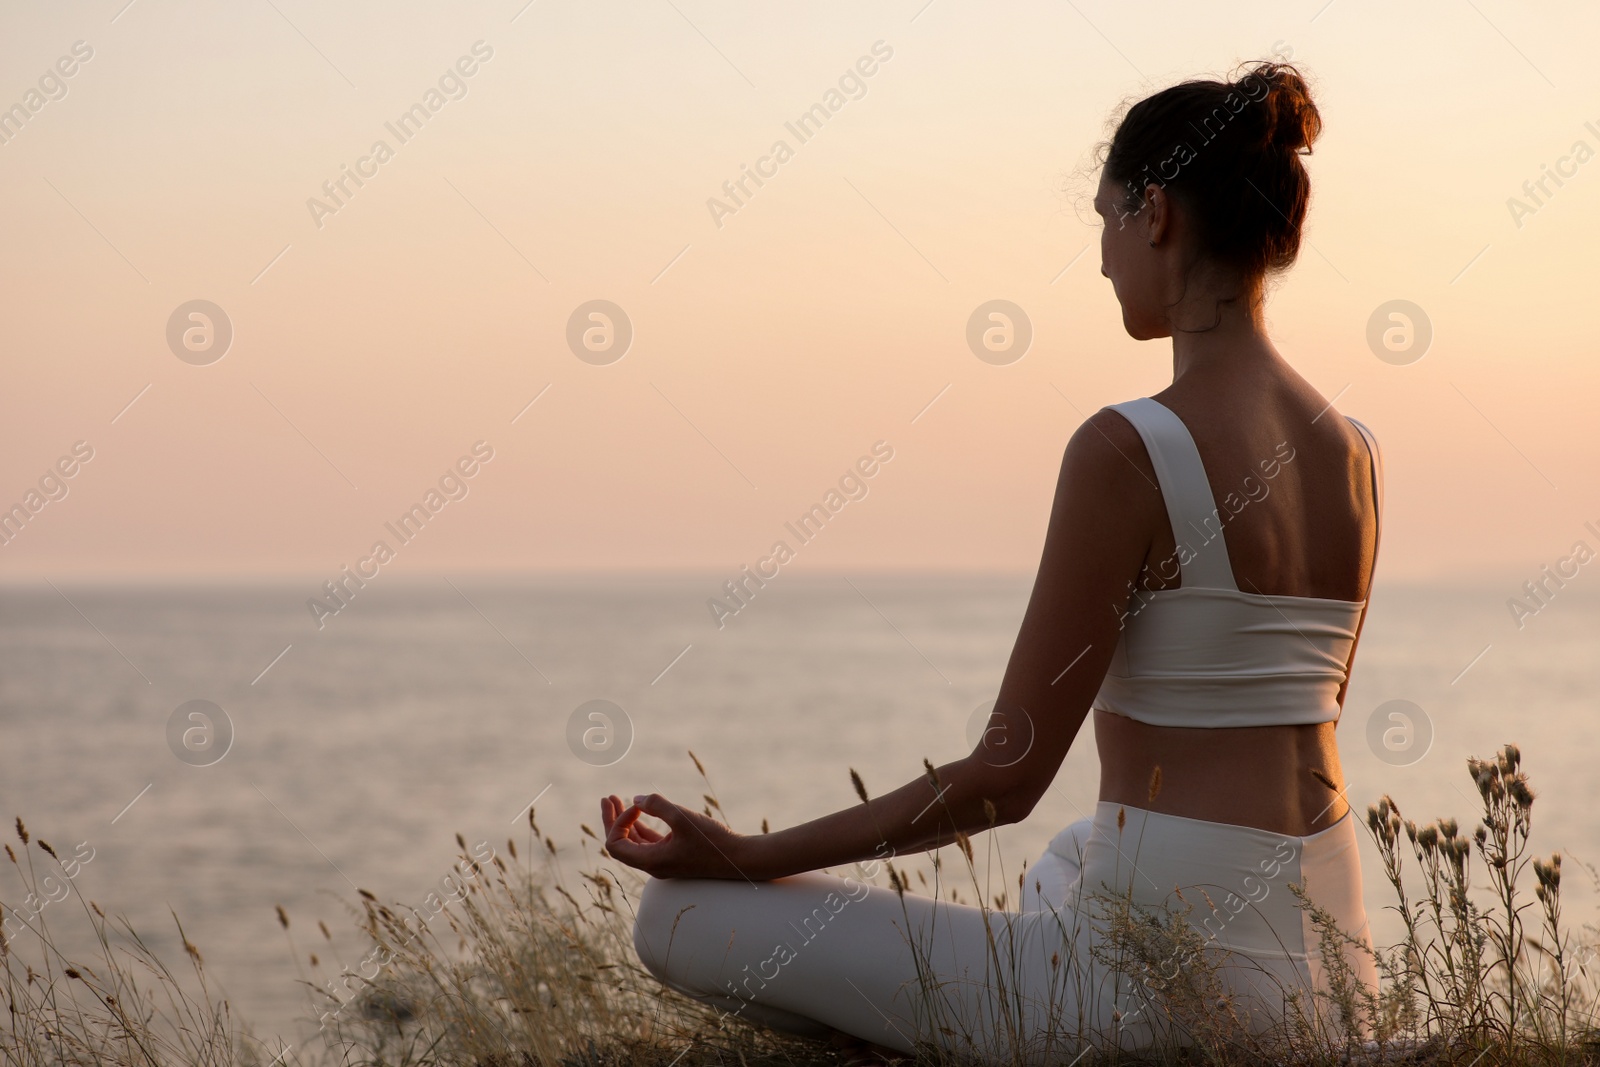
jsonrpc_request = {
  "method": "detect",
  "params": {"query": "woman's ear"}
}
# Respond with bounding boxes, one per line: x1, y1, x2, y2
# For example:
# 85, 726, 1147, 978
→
1143, 183, 1171, 247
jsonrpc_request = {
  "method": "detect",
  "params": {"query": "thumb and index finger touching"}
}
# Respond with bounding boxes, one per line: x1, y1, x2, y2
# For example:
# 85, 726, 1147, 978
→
630, 793, 691, 830
602, 793, 687, 845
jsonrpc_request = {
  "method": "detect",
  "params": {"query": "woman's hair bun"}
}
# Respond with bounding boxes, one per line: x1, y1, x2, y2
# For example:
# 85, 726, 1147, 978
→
1099, 58, 1322, 278
1238, 61, 1321, 155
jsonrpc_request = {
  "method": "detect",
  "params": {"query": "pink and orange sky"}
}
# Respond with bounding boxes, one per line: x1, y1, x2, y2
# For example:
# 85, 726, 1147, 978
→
2, 0, 1597, 583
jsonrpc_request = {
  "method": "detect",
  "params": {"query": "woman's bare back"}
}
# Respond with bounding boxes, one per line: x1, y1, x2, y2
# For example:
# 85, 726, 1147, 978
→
1097, 365, 1381, 836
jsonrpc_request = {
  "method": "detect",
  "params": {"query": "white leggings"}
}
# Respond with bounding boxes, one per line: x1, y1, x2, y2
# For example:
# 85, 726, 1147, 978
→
632, 803, 1378, 1060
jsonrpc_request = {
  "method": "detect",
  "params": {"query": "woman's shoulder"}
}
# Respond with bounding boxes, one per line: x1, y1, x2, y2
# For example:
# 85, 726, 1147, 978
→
1058, 402, 1164, 508
1069, 401, 1154, 463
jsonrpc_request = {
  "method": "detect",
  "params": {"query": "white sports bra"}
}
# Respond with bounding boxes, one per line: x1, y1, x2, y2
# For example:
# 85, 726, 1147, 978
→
1092, 397, 1384, 729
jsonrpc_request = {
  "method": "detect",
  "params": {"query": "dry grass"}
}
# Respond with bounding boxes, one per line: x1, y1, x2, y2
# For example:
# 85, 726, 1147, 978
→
5, 746, 1600, 1066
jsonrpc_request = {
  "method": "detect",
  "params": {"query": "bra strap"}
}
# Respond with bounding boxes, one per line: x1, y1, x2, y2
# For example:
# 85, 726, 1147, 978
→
1107, 398, 1238, 591
1331, 414, 1383, 722
1346, 416, 1384, 550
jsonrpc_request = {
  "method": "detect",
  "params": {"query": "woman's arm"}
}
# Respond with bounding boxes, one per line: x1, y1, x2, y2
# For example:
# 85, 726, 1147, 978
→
602, 409, 1159, 881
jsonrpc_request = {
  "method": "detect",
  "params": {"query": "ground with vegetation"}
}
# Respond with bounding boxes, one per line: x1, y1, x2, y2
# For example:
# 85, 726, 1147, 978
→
5, 744, 1600, 1066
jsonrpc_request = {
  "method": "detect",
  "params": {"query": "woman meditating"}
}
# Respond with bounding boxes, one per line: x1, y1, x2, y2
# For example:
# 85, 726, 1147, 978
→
600, 60, 1382, 1059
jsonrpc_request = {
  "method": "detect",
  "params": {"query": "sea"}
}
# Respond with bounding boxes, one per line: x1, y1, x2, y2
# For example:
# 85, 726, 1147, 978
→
1, 574, 1596, 1047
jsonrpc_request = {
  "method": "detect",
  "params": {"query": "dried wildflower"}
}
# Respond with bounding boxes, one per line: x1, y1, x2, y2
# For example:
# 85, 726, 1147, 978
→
275, 905, 289, 929
1309, 767, 1337, 792
358, 889, 377, 902
37, 840, 56, 859
688, 750, 707, 778
4, 844, 14, 864
849, 769, 869, 804
1148, 766, 1163, 803
761, 819, 769, 834
983, 798, 998, 825
581, 824, 597, 840
506, 837, 517, 859
1534, 852, 1563, 890
319, 920, 331, 940
1468, 757, 1496, 796
1117, 807, 1126, 833
65, 968, 81, 980
15, 819, 27, 845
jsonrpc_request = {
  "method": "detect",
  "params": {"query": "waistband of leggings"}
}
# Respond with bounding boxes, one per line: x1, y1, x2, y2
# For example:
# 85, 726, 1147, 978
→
1090, 800, 1355, 848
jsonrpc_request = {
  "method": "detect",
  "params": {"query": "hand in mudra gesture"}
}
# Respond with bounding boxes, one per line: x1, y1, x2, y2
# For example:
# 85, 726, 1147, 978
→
600, 794, 750, 880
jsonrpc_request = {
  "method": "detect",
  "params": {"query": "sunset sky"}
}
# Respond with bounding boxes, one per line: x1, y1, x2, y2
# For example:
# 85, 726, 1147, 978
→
2, 0, 1596, 584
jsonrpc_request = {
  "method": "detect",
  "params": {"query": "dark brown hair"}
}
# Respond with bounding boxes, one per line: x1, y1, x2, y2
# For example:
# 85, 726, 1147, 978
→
1101, 61, 1322, 281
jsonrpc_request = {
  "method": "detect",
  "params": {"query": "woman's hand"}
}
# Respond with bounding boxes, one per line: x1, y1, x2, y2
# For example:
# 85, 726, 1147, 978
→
599, 794, 754, 881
